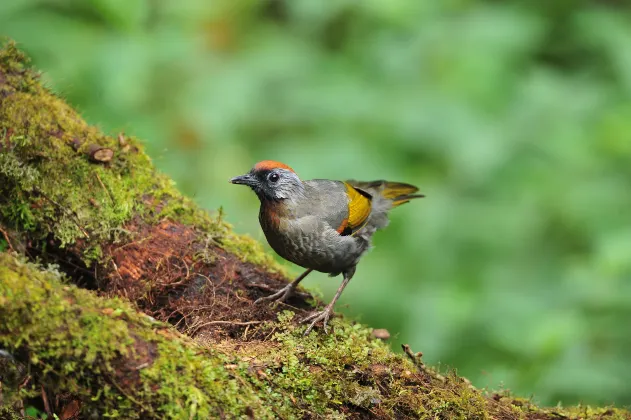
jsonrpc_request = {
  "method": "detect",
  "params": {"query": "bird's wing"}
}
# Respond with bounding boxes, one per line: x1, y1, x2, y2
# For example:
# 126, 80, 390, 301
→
302, 180, 372, 236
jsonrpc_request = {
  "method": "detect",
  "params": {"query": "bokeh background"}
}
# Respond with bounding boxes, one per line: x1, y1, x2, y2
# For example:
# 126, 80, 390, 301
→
3, 0, 631, 407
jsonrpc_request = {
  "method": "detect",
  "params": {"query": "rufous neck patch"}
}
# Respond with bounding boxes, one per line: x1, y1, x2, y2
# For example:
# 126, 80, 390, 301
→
254, 160, 295, 173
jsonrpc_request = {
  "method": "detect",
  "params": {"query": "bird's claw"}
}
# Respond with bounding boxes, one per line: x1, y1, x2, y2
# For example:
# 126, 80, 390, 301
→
302, 307, 333, 336
254, 283, 295, 305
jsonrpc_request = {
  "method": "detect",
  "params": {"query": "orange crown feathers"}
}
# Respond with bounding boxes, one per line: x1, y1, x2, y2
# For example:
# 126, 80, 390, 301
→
254, 160, 296, 173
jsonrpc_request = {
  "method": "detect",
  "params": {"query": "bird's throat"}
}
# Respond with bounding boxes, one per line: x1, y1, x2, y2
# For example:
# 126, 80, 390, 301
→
259, 200, 287, 231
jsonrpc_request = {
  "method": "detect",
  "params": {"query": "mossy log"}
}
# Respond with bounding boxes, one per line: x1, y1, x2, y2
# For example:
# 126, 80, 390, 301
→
0, 41, 628, 419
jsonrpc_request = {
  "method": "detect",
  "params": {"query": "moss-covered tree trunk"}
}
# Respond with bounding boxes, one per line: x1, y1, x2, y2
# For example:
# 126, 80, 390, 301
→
0, 41, 628, 419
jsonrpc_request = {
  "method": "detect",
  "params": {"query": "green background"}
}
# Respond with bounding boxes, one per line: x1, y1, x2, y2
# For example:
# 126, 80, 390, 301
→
3, 0, 631, 407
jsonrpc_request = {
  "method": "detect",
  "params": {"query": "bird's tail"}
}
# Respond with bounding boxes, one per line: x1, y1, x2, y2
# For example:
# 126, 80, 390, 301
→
347, 180, 424, 207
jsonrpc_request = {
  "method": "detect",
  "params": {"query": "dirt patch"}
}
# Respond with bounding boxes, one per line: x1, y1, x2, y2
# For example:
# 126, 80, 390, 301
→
103, 219, 315, 340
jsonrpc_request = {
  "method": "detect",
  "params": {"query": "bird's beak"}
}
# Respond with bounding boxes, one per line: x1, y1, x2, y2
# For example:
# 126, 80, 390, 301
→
230, 173, 257, 187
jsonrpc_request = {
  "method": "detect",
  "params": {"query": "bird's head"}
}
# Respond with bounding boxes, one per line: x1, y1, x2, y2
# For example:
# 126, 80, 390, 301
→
230, 160, 304, 201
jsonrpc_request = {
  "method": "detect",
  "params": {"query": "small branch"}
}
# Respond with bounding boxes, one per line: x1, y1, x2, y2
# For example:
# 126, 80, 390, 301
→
17, 372, 31, 415
402, 344, 423, 367
41, 384, 52, 417
110, 259, 125, 285
95, 172, 114, 204
0, 226, 14, 252
196, 320, 262, 326
134, 362, 150, 371
248, 283, 310, 298
188, 320, 262, 336
402, 344, 446, 382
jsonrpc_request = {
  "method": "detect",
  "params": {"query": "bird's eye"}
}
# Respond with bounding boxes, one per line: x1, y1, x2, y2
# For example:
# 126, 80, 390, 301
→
268, 173, 280, 183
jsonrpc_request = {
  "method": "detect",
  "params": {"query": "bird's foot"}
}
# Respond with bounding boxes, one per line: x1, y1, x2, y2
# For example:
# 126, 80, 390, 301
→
302, 305, 334, 335
254, 282, 297, 305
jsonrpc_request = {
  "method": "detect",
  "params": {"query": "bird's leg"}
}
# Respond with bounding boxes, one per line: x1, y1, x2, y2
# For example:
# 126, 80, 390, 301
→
302, 267, 355, 335
255, 268, 314, 305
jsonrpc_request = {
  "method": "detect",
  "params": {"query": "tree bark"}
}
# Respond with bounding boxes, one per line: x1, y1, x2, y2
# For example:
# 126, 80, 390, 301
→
0, 41, 628, 419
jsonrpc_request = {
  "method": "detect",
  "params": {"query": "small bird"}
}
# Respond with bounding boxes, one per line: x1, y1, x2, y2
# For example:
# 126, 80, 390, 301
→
231, 161, 424, 335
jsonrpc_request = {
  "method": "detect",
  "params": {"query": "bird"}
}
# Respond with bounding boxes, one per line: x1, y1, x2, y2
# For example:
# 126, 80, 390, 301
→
230, 160, 424, 335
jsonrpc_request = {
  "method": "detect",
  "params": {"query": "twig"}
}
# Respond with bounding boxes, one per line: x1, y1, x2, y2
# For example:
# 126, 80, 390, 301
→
0, 227, 14, 252
182, 258, 190, 280
402, 344, 446, 382
41, 384, 52, 416
110, 259, 125, 285
113, 234, 152, 252
247, 283, 278, 291
17, 374, 30, 414
263, 326, 278, 341
164, 258, 192, 287
248, 283, 310, 298
134, 362, 150, 371
195, 320, 262, 327
95, 172, 114, 204
402, 344, 475, 390
401, 344, 423, 367
18, 374, 31, 390
188, 320, 262, 336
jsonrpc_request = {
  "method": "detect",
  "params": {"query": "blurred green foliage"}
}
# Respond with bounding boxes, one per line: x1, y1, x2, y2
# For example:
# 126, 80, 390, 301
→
3, 0, 631, 407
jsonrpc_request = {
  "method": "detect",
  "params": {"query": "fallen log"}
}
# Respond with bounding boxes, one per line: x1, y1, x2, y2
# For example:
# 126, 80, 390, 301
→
0, 41, 628, 419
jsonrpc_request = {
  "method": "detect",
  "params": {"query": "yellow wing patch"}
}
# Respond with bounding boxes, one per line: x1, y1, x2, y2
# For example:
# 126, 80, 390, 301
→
344, 182, 372, 230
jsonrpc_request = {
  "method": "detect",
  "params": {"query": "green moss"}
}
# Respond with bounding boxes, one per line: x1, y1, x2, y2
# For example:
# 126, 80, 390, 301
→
0, 253, 484, 418
492, 395, 631, 419
0, 407, 28, 420
0, 253, 273, 419
0, 40, 287, 274
0, 41, 170, 254
1, 253, 630, 419
558, 405, 630, 419
213, 310, 486, 418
